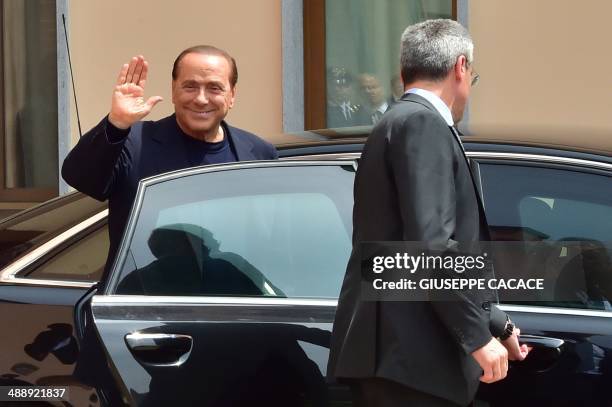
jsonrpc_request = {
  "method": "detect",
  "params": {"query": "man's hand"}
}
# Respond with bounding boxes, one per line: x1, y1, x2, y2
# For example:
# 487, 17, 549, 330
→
471, 337, 508, 383
501, 327, 530, 361
108, 55, 163, 129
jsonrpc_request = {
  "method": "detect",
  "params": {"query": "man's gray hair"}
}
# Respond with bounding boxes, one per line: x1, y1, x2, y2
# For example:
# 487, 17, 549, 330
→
400, 19, 473, 84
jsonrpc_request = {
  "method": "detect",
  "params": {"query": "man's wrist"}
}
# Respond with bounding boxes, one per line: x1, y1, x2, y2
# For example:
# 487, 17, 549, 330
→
105, 115, 131, 144
108, 113, 131, 130
499, 316, 515, 341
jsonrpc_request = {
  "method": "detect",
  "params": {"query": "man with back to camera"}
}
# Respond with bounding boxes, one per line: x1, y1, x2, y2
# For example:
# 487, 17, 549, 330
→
62, 45, 277, 283
328, 20, 530, 406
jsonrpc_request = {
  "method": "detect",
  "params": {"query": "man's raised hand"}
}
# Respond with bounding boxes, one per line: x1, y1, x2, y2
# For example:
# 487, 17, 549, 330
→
108, 55, 163, 129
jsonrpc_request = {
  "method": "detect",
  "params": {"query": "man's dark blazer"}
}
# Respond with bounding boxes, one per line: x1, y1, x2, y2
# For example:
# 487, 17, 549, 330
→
61, 114, 278, 283
327, 93, 506, 406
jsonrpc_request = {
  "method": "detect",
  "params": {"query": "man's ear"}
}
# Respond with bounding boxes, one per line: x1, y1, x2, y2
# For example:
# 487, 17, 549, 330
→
171, 80, 177, 104
228, 86, 237, 109
454, 55, 468, 81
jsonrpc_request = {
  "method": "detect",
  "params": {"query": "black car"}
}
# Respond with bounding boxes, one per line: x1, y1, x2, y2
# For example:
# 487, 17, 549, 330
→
0, 132, 611, 406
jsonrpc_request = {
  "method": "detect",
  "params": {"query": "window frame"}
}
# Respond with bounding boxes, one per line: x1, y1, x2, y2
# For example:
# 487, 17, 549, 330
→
302, 0, 458, 130
0, 0, 63, 202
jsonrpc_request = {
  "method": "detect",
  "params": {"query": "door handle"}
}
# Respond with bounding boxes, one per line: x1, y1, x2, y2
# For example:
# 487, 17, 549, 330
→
125, 333, 193, 366
519, 335, 564, 351
515, 335, 564, 372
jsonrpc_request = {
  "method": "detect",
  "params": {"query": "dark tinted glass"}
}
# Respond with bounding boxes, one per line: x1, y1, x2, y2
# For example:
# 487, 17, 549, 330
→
114, 165, 355, 298
22, 224, 108, 282
480, 163, 612, 310
0, 193, 107, 269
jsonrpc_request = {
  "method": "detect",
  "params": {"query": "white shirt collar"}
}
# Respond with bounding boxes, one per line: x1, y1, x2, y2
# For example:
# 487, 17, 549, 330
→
376, 101, 388, 114
404, 88, 454, 126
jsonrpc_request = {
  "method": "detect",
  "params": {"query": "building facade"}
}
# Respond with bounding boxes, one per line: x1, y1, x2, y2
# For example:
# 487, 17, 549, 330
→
0, 0, 610, 216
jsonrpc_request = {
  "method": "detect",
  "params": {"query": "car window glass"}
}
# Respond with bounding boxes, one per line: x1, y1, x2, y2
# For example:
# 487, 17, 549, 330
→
0, 193, 106, 269
21, 224, 108, 282
113, 165, 354, 298
480, 163, 612, 311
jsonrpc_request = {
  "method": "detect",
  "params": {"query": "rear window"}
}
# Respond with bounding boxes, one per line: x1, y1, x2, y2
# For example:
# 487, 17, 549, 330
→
0, 192, 107, 269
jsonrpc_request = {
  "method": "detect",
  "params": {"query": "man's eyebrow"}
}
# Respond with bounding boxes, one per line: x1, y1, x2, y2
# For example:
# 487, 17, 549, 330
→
180, 79, 225, 88
179, 80, 195, 87
207, 80, 226, 88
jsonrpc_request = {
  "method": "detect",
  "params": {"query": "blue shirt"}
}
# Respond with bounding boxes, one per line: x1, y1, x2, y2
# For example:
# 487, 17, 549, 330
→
180, 126, 238, 167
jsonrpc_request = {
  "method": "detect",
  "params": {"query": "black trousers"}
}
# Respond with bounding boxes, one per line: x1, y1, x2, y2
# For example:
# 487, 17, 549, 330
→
350, 378, 466, 407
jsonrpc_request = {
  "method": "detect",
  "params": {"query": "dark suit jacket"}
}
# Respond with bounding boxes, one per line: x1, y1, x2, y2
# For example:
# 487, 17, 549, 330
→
328, 93, 506, 406
61, 114, 277, 285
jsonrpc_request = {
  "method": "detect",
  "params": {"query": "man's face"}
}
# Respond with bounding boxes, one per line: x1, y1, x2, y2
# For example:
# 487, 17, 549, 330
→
329, 78, 352, 103
359, 75, 385, 107
172, 53, 236, 138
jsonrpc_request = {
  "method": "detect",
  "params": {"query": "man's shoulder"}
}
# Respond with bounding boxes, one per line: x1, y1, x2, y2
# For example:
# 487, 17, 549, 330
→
370, 98, 452, 148
227, 124, 275, 150
224, 122, 277, 159
387, 97, 439, 119
378, 99, 447, 133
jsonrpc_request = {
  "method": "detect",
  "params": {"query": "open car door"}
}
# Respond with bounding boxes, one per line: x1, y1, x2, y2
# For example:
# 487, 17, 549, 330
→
89, 160, 356, 406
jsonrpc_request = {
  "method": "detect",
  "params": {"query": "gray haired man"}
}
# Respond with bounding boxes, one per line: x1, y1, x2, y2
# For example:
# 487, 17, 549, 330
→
328, 19, 529, 406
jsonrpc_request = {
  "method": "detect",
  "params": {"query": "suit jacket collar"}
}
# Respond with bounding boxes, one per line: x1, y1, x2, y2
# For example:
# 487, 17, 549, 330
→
400, 92, 461, 145
400, 92, 439, 115
227, 124, 255, 161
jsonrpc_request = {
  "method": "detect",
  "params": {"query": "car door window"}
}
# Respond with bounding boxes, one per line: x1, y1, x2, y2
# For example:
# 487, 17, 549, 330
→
480, 162, 612, 310
19, 224, 109, 282
112, 164, 354, 298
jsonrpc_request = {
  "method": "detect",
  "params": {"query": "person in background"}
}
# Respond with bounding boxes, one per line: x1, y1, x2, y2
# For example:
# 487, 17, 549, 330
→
359, 73, 388, 124
326, 67, 368, 128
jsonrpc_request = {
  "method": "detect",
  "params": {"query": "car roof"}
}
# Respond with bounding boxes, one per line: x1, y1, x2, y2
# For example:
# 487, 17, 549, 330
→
271, 127, 612, 163
5, 132, 609, 234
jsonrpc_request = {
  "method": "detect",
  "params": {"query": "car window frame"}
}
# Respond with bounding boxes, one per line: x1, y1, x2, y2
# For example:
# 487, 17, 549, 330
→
472, 151, 612, 312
